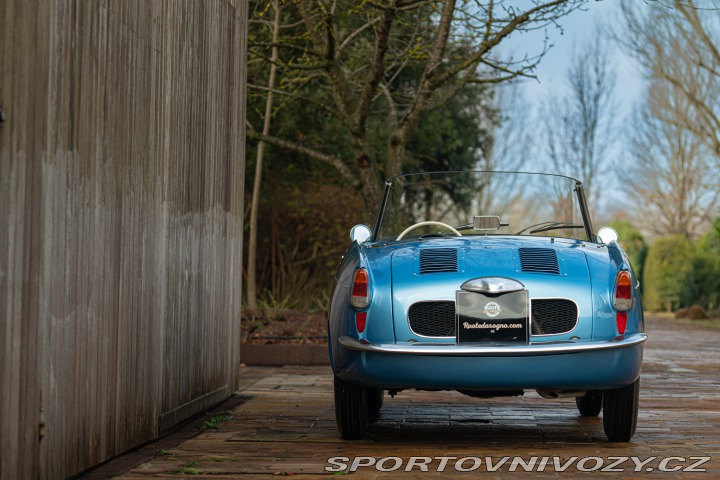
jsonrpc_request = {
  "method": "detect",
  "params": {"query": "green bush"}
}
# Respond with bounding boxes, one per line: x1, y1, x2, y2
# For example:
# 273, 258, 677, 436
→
643, 234, 694, 312
689, 219, 720, 310
610, 220, 648, 292
643, 219, 720, 313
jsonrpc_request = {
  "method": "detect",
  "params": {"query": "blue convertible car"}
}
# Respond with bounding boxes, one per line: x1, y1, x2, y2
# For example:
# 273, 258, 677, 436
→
329, 171, 645, 442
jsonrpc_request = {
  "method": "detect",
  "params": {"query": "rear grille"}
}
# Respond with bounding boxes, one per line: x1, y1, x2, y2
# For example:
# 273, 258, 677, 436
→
531, 299, 578, 335
406, 298, 578, 338
408, 301, 456, 337
419, 248, 458, 274
518, 248, 559, 274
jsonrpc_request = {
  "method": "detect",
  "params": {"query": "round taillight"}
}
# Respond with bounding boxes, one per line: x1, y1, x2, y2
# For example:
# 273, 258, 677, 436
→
350, 268, 370, 308
614, 270, 633, 311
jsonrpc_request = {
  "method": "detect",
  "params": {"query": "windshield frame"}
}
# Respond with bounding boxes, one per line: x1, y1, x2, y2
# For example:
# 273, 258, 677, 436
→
370, 170, 595, 243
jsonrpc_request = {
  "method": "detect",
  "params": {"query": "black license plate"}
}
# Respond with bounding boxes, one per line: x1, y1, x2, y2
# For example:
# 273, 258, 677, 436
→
456, 290, 529, 344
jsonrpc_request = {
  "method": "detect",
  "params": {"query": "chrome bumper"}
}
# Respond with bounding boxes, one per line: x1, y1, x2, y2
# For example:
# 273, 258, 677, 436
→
339, 333, 647, 357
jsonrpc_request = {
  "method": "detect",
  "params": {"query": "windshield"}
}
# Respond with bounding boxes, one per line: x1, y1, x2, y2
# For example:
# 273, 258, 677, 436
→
375, 171, 590, 242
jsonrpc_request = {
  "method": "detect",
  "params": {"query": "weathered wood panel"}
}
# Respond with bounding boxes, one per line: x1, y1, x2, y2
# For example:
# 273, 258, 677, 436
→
0, 1, 247, 478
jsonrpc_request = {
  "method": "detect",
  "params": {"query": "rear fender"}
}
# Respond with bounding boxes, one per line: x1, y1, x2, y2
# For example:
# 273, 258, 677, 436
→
586, 243, 643, 339
329, 243, 396, 370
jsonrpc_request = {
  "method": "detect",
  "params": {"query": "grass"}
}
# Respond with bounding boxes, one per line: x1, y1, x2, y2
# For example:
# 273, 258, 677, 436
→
201, 410, 235, 430
671, 317, 720, 330
170, 461, 199, 475
258, 291, 291, 322
646, 311, 720, 330
208, 456, 241, 462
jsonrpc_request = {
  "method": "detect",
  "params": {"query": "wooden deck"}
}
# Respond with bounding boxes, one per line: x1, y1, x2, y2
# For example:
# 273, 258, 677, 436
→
107, 316, 719, 478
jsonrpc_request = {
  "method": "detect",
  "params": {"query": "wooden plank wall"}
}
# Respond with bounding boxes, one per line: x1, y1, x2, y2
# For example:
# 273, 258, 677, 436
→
0, 1, 247, 478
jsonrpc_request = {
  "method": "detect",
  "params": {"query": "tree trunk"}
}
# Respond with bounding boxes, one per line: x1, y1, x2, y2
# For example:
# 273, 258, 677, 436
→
386, 129, 407, 180
357, 169, 380, 222
247, 0, 280, 310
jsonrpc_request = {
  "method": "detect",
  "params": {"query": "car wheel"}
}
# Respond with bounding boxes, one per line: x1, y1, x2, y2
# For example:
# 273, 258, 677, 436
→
334, 374, 368, 439
603, 379, 639, 442
576, 391, 602, 416
366, 387, 384, 417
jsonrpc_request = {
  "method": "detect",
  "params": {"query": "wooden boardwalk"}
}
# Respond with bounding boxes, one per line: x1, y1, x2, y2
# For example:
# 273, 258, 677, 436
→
109, 317, 719, 478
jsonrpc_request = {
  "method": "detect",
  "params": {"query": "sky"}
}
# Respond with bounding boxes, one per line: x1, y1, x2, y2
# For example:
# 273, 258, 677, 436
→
505, 0, 646, 119
498, 1, 649, 223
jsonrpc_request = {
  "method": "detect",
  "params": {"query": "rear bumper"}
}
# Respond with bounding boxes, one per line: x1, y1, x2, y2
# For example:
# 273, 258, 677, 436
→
340, 334, 646, 356
334, 334, 646, 391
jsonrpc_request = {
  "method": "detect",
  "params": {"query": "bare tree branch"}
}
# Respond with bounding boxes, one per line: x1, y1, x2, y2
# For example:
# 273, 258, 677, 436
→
337, 18, 382, 55
246, 129, 360, 188
247, 83, 344, 119
429, 0, 571, 89
543, 33, 616, 213
399, 0, 456, 137
353, 3, 397, 137
616, 0, 720, 157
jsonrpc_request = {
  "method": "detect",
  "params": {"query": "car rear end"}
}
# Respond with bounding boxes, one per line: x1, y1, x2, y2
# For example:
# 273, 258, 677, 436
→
329, 171, 645, 441
331, 237, 645, 392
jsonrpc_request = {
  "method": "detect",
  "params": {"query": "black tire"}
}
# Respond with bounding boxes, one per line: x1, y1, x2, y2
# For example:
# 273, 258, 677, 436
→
603, 379, 640, 442
366, 387, 384, 417
334, 374, 368, 439
576, 391, 603, 416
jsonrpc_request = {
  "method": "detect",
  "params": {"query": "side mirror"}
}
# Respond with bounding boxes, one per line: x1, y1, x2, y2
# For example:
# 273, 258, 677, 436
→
597, 226, 619, 244
350, 224, 372, 244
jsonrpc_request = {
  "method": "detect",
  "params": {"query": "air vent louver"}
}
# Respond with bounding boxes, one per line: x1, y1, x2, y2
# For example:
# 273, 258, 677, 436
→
531, 299, 578, 335
408, 301, 456, 337
419, 248, 458, 274
518, 248, 559, 274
